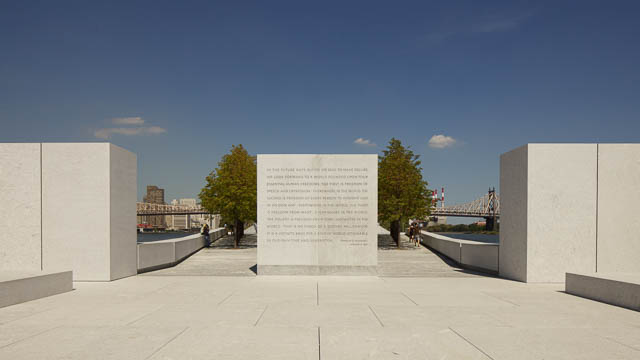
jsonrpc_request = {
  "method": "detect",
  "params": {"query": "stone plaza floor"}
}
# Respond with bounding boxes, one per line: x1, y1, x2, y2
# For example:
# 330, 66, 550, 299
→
1, 234, 640, 359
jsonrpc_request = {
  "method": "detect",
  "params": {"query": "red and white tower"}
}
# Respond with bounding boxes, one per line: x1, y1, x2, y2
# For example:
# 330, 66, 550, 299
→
441, 187, 445, 208
433, 189, 438, 207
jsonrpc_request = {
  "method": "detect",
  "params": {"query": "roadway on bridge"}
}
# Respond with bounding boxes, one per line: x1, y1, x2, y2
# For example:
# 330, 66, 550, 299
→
143, 227, 483, 278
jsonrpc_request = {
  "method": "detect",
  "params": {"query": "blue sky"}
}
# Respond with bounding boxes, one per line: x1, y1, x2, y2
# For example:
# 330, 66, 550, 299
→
1, 1, 639, 222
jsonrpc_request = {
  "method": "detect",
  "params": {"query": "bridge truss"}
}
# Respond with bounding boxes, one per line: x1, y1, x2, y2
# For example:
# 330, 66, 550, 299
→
431, 190, 500, 218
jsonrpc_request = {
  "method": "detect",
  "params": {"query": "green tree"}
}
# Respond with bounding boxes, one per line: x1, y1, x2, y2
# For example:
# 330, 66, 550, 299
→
199, 144, 257, 248
378, 138, 431, 244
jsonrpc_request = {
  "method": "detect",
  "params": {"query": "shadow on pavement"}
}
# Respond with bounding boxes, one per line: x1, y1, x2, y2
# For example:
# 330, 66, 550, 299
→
210, 234, 257, 249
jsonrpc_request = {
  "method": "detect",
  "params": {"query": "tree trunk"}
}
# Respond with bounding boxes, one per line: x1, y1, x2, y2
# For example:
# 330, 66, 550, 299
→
390, 219, 400, 246
234, 219, 244, 248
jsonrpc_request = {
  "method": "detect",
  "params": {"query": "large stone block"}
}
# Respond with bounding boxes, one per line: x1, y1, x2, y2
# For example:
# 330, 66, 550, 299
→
596, 144, 640, 273
0, 144, 42, 272
500, 144, 598, 282
1, 142, 137, 281
109, 144, 138, 280
257, 154, 377, 275
498, 145, 528, 282
41, 143, 137, 281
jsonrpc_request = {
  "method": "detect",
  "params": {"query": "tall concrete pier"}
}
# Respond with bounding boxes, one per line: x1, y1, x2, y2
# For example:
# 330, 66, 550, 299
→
0, 143, 137, 281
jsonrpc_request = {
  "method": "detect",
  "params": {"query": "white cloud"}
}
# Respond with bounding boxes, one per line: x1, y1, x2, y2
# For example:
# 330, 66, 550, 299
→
111, 116, 144, 125
428, 134, 457, 149
145, 126, 167, 134
94, 116, 167, 139
94, 126, 167, 139
354, 138, 376, 147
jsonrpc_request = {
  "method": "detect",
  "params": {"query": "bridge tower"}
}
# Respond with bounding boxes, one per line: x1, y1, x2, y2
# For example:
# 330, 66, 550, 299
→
484, 187, 498, 231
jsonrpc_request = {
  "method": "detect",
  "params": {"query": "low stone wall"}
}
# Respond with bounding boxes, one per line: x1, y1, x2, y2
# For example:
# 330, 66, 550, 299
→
137, 228, 226, 273
421, 231, 499, 274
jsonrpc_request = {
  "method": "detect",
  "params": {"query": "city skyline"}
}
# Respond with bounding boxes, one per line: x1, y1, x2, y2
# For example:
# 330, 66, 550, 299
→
139, 185, 207, 230
1, 1, 639, 209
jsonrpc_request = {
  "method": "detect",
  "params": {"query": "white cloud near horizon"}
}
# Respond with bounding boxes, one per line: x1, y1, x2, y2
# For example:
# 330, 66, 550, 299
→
354, 138, 376, 147
111, 116, 145, 125
94, 116, 167, 139
428, 134, 457, 149
94, 126, 167, 139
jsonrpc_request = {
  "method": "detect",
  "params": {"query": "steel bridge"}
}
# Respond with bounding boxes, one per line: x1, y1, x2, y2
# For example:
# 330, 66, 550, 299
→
136, 202, 210, 216
430, 188, 500, 230
431, 191, 500, 218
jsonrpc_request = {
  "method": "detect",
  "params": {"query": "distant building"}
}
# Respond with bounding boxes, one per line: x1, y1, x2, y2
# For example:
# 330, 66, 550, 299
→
167, 214, 188, 230
143, 185, 165, 204
179, 198, 197, 207
166, 198, 201, 230
141, 185, 166, 228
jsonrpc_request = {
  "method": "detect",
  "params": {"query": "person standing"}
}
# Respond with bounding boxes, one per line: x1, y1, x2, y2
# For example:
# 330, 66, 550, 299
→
201, 223, 210, 247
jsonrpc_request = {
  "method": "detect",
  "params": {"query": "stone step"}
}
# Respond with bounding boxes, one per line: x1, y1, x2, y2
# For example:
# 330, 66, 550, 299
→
566, 272, 640, 311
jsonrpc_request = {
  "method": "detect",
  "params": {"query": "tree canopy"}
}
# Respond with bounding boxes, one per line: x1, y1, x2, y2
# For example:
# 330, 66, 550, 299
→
199, 144, 257, 228
378, 138, 431, 231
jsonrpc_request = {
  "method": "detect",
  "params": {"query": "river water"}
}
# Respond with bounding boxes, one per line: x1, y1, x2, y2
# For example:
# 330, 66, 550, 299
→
433, 232, 499, 244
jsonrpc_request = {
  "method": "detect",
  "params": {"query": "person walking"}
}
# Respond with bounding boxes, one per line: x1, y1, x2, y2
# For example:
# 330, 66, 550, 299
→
201, 223, 210, 247
408, 223, 415, 246
412, 223, 417, 247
